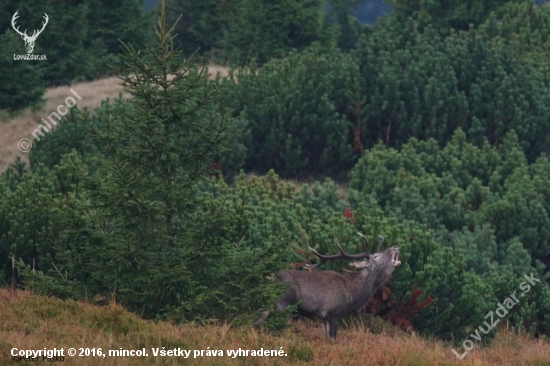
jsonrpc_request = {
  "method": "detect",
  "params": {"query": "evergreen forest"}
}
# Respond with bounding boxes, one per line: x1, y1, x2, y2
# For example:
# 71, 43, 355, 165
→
2, 0, 550, 358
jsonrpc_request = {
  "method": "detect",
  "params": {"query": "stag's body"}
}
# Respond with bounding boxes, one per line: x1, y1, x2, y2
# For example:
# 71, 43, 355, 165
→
255, 233, 400, 338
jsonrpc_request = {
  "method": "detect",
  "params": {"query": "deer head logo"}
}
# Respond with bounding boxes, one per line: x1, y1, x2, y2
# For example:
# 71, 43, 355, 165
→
11, 11, 49, 54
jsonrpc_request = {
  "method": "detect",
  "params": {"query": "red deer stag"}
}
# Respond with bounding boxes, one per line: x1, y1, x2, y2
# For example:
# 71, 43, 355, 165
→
254, 232, 401, 338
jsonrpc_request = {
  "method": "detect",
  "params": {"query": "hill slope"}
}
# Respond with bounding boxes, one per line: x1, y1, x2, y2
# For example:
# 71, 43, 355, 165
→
0, 66, 230, 174
0, 289, 549, 365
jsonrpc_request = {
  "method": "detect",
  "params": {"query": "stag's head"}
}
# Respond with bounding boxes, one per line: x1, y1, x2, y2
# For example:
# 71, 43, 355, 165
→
349, 243, 401, 279
305, 232, 401, 276
11, 11, 49, 54
349, 233, 400, 276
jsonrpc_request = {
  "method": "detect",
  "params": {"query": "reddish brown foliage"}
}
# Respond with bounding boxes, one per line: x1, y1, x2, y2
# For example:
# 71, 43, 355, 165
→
211, 162, 223, 171
365, 281, 433, 332
343, 207, 354, 223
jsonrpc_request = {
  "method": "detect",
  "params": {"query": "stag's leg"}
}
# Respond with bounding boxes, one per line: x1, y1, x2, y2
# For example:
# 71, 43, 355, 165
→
252, 310, 270, 325
328, 318, 341, 338
322, 321, 330, 338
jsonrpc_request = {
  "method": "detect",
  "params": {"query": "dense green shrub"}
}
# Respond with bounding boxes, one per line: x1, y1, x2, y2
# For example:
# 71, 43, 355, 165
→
224, 43, 359, 178
0, 156, 80, 283
349, 129, 550, 337
29, 98, 128, 172
354, 17, 550, 161
214, 4, 550, 180
350, 129, 550, 262
481, 2, 550, 82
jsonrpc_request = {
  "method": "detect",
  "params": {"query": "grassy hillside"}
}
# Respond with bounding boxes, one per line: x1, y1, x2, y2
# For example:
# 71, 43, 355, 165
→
0, 289, 549, 366
0, 66, 229, 174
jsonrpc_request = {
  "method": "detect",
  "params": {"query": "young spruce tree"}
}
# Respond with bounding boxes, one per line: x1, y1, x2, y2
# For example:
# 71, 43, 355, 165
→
22, 2, 291, 326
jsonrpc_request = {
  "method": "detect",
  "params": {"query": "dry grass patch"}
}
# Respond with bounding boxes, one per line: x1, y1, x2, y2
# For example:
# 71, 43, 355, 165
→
0, 77, 128, 173
0, 65, 230, 173
1, 288, 549, 365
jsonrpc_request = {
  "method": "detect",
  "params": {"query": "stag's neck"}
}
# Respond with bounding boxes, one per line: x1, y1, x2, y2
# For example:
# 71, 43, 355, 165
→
346, 264, 388, 311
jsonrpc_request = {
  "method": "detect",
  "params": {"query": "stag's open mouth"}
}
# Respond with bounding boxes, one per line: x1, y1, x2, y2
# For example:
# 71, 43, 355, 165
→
393, 249, 401, 266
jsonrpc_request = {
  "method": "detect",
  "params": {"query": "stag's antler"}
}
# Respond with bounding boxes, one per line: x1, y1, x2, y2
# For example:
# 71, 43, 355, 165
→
377, 235, 384, 252
305, 232, 376, 270
357, 232, 385, 252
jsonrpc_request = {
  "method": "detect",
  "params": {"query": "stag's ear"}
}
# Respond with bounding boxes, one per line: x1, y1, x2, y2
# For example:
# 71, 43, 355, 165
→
349, 260, 368, 269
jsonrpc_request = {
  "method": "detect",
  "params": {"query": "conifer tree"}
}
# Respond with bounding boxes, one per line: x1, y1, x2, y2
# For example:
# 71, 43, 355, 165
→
20, 2, 291, 323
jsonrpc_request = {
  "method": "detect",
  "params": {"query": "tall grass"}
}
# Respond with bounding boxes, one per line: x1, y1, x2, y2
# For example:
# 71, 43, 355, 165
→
1, 289, 548, 365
